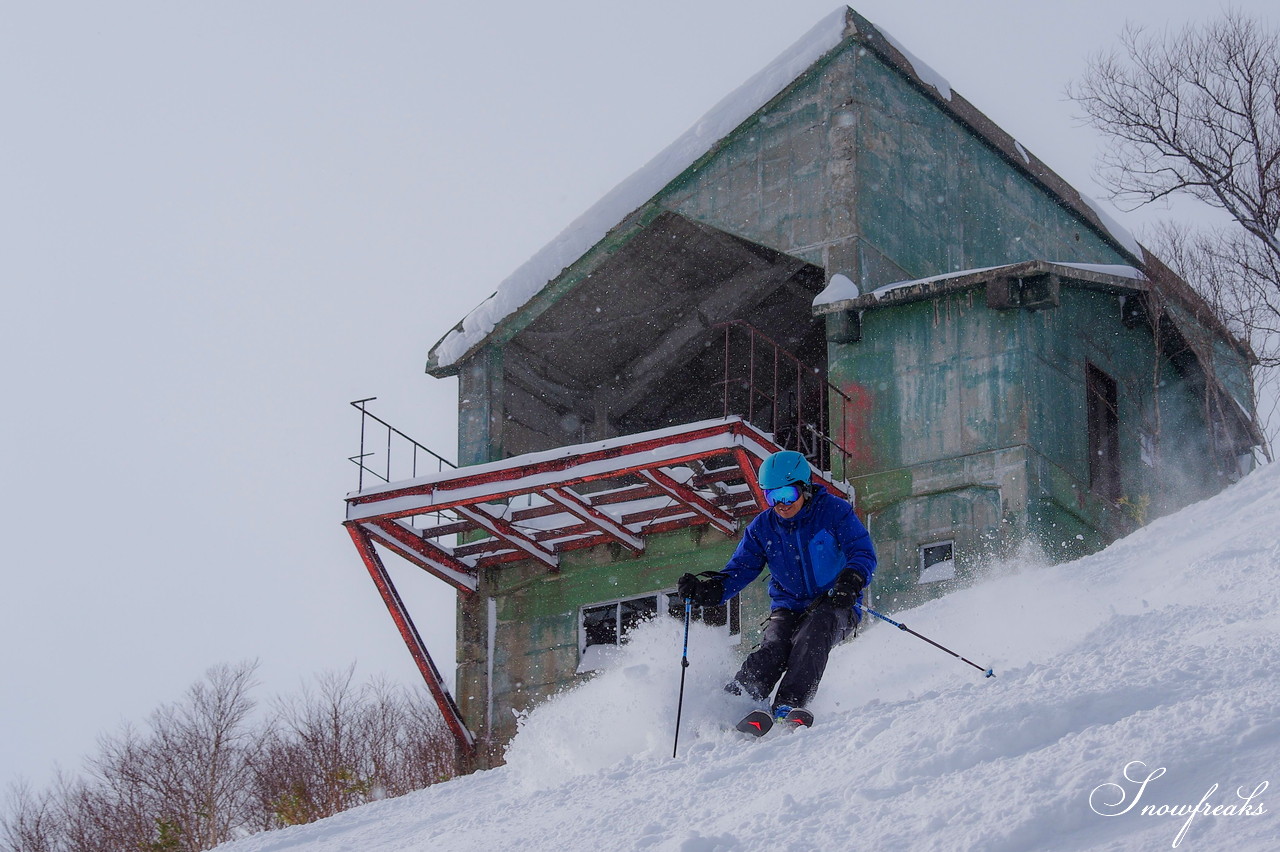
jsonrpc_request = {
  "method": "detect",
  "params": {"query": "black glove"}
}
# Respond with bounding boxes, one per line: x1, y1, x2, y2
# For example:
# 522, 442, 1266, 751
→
678, 572, 725, 607
824, 569, 866, 608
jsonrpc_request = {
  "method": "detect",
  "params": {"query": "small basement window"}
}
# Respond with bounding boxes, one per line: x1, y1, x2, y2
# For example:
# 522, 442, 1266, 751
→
579, 591, 740, 671
917, 540, 956, 584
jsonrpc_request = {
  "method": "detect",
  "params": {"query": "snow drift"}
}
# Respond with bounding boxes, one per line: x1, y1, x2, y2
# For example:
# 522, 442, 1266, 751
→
218, 464, 1280, 851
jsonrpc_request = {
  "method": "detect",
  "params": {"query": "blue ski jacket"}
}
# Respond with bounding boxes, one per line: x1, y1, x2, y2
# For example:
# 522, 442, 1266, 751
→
718, 486, 876, 612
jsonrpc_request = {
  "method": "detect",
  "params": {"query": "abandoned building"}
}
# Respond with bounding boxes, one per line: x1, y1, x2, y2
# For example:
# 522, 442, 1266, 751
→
343, 6, 1263, 768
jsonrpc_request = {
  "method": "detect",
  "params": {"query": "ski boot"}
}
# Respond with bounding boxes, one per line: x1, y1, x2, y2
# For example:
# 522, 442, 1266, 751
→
772, 705, 814, 731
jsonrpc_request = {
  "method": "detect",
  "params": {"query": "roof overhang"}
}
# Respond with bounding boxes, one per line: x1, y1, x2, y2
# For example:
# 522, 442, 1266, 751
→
495, 212, 825, 426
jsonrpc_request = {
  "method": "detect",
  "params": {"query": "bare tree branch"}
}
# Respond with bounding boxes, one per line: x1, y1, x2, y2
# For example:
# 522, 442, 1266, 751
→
2, 661, 457, 851
1071, 11, 1280, 454
1070, 13, 1280, 260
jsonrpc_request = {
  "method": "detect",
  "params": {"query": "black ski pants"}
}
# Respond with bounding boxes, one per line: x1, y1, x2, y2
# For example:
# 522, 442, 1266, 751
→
731, 603, 854, 710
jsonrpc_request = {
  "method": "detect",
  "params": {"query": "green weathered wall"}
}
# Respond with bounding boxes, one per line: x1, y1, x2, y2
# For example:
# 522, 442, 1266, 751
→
1021, 287, 1228, 554
830, 282, 1243, 599
854, 59, 1126, 285
456, 347, 504, 466
659, 38, 1131, 293
835, 289, 1031, 476
456, 524, 774, 758
831, 287, 1033, 605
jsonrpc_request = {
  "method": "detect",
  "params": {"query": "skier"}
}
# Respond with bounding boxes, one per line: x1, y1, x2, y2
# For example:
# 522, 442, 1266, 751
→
678, 450, 876, 731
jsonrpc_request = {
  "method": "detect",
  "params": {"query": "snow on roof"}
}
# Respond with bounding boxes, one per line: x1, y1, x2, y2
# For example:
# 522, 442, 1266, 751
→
870, 264, 1005, 299
347, 416, 752, 502
428, 7, 1146, 372
346, 415, 852, 522
429, 8, 852, 370
813, 261, 1147, 309
811, 272, 861, 307
877, 25, 952, 101
1079, 194, 1144, 260
1053, 262, 1145, 279
875, 262, 1144, 298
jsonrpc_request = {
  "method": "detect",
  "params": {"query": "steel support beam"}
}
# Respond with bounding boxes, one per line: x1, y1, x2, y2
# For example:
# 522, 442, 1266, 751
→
637, 467, 737, 536
541, 487, 646, 552
365, 519, 478, 593
733, 447, 769, 509
345, 523, 475, 758
452, 505, 560, 569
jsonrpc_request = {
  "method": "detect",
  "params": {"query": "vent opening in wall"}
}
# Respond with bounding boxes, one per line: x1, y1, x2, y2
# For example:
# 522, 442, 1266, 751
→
918, 540, 956, 584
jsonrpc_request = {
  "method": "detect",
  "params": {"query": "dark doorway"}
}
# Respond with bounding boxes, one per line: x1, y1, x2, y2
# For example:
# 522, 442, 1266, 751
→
1086, 363, 1120, 501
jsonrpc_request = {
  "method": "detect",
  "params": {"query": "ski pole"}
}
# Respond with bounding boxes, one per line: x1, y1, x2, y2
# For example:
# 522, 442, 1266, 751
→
856, 604, 995, 678
672, 598, 692, 758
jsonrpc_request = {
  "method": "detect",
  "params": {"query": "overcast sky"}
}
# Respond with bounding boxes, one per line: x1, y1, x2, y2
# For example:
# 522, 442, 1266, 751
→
2, 0, 1272, 788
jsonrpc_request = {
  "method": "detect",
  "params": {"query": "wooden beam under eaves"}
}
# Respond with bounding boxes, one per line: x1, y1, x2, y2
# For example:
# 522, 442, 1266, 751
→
607, 261, 811, 420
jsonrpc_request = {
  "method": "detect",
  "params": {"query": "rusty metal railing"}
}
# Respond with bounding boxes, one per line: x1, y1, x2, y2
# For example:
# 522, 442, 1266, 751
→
349, 398, 456, 492
713, 321, 854, 480
351, 321, 856, 495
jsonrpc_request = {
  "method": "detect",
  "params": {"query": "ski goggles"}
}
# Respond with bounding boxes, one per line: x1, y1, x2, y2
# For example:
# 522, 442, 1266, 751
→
764, 484, 802, 507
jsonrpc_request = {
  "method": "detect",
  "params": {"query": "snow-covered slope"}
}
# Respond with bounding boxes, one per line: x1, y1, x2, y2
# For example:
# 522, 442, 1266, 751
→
219, 464, 1280, 851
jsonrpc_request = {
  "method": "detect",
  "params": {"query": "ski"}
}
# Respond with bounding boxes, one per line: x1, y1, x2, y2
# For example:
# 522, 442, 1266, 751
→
734, 707, 814, 737
734, 709, 774, 737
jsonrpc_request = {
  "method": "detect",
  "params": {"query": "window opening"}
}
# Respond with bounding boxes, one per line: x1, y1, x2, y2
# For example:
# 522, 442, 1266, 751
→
620, 596, 658, 635
665, 595, 740, 636
582, 603, 620, 648
580, 591, 740, 670
917, 540, 955, 584
1087, 363, 1121, 501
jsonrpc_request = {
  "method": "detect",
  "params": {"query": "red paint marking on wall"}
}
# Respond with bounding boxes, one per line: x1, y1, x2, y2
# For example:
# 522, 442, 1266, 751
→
837, 382, 876, 475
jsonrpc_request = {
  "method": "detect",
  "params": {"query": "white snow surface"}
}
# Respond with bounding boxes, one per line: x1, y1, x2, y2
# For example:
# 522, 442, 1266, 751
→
812, 272, 861, 306
221, 463, 1280, 851
877, 25, 953, 101
429, 9, 850, 369
1079, 193, 1145, 261
864, 262, 1146, 303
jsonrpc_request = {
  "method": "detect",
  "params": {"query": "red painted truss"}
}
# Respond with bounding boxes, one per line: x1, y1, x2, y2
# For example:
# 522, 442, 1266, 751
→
343, 416, 851, 758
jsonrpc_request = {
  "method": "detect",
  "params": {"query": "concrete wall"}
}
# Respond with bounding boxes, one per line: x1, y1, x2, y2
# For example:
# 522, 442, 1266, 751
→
660, 41, 1130, 293
1021, 287, 1232, 557
830, 287, 1032, 608
829, 281, 1244, 607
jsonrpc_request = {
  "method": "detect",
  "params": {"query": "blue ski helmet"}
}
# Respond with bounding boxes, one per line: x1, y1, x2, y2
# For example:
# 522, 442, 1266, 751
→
757, 451, 812, 490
